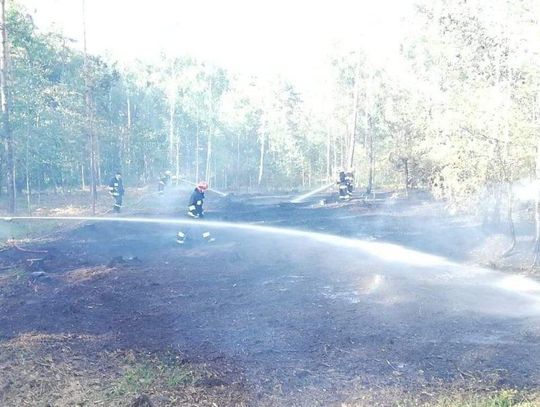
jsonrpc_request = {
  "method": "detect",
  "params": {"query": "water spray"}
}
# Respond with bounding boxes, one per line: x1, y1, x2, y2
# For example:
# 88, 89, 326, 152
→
290, 182, 335, 203
0, 215, 464, 268
3, 215, 540, 314
176, 178, 228, 197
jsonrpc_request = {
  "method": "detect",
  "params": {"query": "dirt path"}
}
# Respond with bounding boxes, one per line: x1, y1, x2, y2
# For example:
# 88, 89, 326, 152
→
1, 192, 539, 406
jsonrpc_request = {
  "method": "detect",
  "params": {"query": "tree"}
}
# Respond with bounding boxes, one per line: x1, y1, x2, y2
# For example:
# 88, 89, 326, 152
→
81, 0, 97, 214
0, 0, 14, 212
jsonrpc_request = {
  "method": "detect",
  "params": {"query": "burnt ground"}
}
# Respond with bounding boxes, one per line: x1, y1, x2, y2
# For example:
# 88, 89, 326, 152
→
1, 190, 540, 406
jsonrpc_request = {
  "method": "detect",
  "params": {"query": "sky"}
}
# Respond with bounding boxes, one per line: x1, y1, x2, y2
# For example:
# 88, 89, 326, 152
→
20, 0, 415, 85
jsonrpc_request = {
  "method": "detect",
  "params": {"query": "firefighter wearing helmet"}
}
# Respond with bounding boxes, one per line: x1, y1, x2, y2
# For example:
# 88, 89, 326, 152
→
337, 170, 354, 200
108, 170, 125, 212
188, 181, 208, 218
177, 181, 215, 244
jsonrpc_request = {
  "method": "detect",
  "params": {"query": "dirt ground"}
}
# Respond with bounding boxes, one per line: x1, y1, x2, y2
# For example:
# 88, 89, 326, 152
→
1, 189, 540, 406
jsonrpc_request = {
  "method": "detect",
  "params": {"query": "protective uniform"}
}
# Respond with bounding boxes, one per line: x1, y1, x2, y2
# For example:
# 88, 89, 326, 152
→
188, 187, 205, 218
177, 181, 215, 244
108, 173, 124, 212
158, 171, 171, 195
337, 171, 348, 199
345, 171, 354, 195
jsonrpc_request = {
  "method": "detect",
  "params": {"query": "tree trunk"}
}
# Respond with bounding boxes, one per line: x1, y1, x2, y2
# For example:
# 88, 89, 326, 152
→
126, 90, 132, 178
195, 120, 200, 182
82, 0, 97, 214
81, 164, 85, 190
168, 90, 175, 168
119, 125, 125, 178
403, 158, 409, 196
205, 126, 212, 182
258, 130, 265, 187
493, 182, 502, 226
326, 123, 331, 181
234, 131, 240, 188
332, 132, 337, 178
143, 151, 149, 183
366, 128, 374, 195
37, 168, 41, 205
533, 137, 540, 266
364, 77, 372, 195
236, 131, 240, 188
213, 154, 217, 187
0, 0, 15, 213
503, 181, 516, 257
347, 62, 360, 170
205, 79, 213, 183
175, 123, 180, 185
25, 129, 31, 212
301, 160, 305, 187
340, 131, 345, 170
96, 133, 102, 185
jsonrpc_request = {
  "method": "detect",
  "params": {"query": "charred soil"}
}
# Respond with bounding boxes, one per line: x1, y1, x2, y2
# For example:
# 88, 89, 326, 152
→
1, 192, 539, 406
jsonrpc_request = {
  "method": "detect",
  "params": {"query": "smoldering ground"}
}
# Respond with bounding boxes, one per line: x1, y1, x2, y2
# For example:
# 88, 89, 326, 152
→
1, 193, 540, 406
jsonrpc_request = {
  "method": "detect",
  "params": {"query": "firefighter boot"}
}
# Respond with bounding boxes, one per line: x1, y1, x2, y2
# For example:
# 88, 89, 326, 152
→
176, 231, 186, 244
202, 231, 215, 243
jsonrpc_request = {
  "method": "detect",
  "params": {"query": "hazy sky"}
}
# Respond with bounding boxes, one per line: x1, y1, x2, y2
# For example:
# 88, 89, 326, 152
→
20, 0, 415, 83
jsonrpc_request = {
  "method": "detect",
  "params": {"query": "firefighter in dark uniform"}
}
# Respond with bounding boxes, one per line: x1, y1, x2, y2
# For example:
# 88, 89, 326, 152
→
108, 171, 125, 213
177, 181, 215, 244
158, 171, 172, 195
337, 171, 348, 199
337, 170, 353, 200
345, 171, 354, 196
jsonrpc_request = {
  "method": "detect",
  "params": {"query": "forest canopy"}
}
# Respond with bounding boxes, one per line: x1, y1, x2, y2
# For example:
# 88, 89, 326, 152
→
0, 0, 539, 214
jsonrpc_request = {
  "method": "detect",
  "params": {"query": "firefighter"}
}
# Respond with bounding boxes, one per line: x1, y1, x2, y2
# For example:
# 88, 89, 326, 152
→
188, 181, 207, 218
158, 170, 172, 195
337, 170, 348, 200
337, 170, 353, 200
345, 171, 354, 196
108, 171, 125, 213
176, 181, 215, 244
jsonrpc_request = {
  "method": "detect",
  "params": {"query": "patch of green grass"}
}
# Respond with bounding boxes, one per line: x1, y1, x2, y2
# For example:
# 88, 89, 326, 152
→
112, 364, 157, 395
435, 390, 538, 407
490, 390, 518, 407
110, 359, 199, 397
165, 365, 197, 387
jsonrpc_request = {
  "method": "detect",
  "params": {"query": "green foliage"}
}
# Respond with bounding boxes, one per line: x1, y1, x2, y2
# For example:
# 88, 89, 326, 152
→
1, 0, 539, 209
111, 361, 197, 396
432, 389, 536, 407
113, 364, 157, 394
